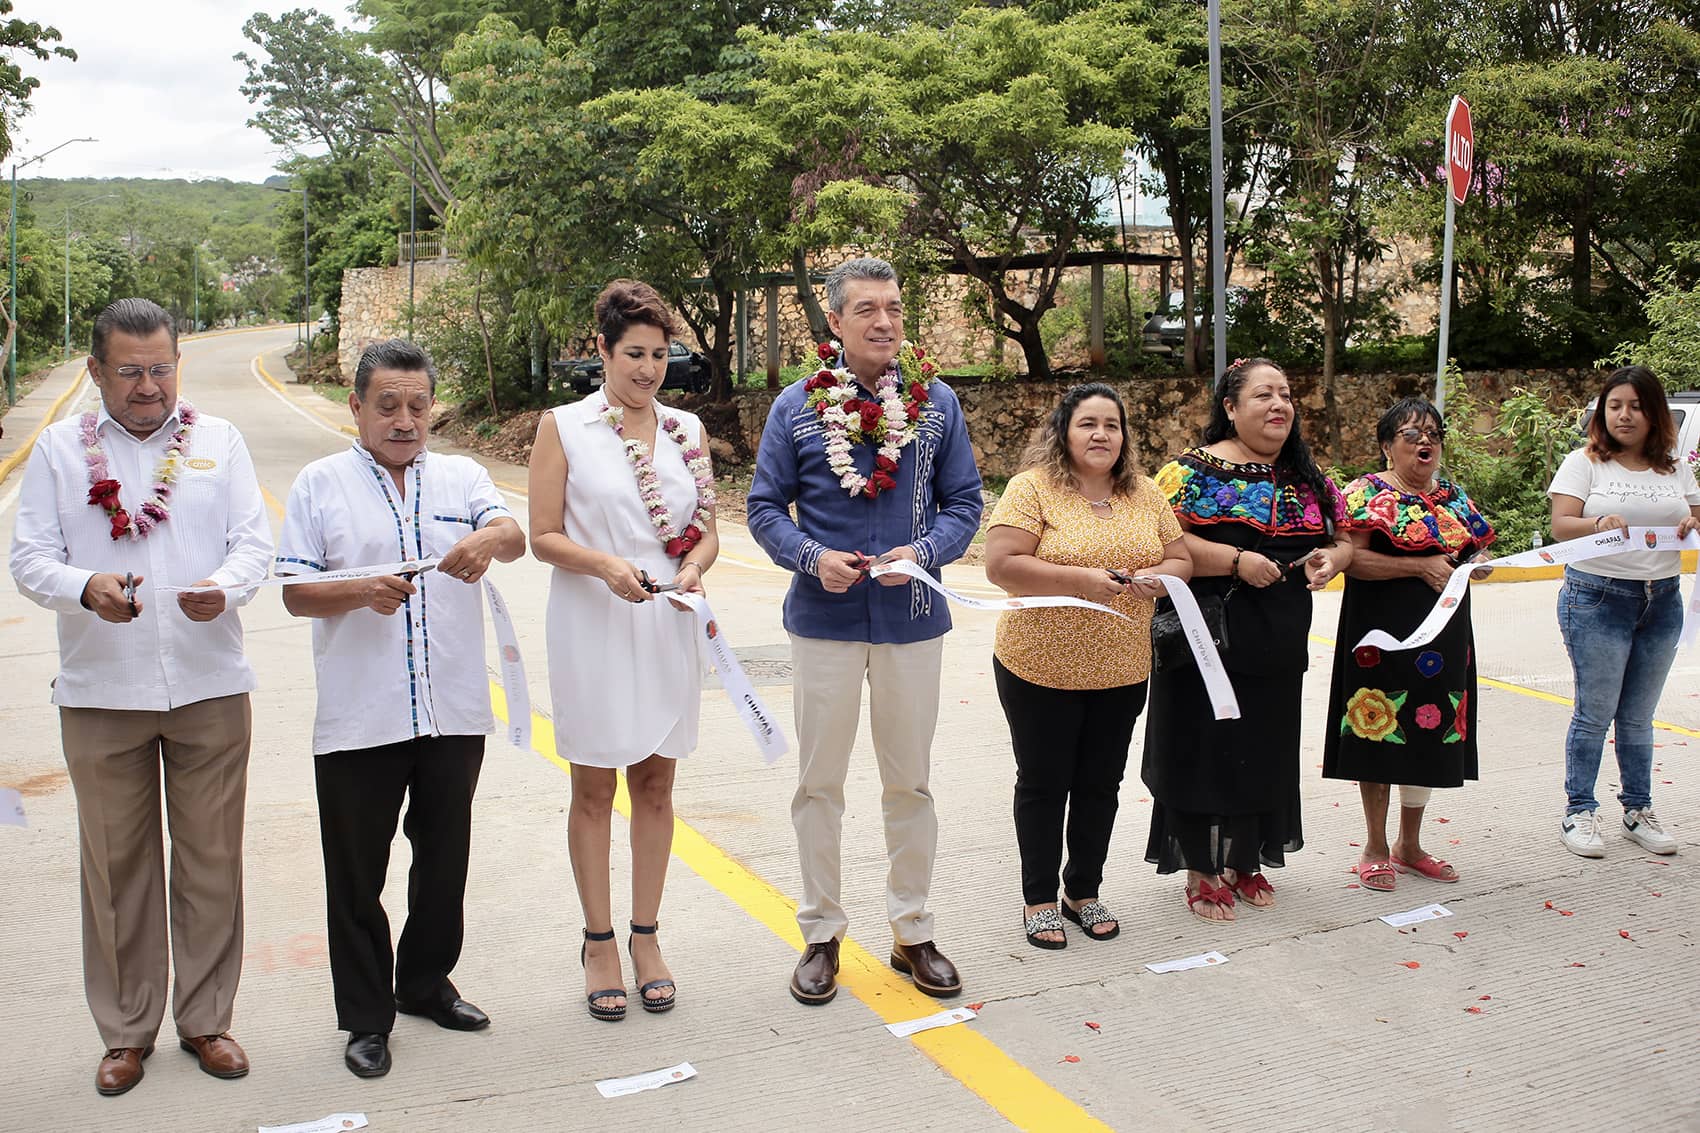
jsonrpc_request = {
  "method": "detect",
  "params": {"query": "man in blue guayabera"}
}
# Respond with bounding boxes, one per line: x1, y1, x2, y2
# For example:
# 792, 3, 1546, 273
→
747, 255, 984, 1008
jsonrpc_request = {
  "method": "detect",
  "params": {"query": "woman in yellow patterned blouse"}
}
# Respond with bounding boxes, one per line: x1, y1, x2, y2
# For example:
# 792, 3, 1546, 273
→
986, 383, 1191, 949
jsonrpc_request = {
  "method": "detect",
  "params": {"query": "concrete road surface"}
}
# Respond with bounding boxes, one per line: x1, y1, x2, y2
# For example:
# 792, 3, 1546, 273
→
2, 327, 1697, 1132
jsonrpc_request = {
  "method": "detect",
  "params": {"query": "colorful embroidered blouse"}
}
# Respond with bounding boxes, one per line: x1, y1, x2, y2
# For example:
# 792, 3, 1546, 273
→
1341, 473, 1495, 555
1155, 447, 1344, 534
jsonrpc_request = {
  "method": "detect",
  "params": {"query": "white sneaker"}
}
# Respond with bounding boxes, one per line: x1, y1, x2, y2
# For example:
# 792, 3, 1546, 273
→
1623, 809, 1678, 855
1560, 810, 1605, 858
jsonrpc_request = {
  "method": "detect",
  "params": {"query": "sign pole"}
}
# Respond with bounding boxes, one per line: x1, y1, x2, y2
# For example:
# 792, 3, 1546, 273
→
1435, 189, 1455, 414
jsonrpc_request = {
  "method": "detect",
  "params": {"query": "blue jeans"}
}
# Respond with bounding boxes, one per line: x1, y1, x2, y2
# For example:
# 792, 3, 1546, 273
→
1557, 568, 1682, 815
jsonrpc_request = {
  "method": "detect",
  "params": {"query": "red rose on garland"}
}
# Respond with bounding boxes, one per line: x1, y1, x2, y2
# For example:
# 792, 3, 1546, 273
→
88, 478, 122, 507
858, 402, 882, 431
910, 382, 929, 402
817, 342, 837, 361
110, 510, 131, 539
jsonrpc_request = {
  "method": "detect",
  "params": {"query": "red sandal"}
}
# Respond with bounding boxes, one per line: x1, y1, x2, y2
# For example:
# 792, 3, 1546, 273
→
1185, 879, 1236, 920
1392, 853, 1459, 883
1227, 871, 1274, 905
1355, 859, 1396, 892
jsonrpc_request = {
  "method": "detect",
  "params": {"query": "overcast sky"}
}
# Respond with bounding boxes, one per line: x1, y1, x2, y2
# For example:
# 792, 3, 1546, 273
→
13, 1, 347, 183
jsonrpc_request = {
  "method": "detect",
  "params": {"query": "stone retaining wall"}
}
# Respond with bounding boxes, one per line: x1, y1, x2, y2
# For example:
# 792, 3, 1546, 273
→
726, 368, 1598, 477
336, 261, 458, 381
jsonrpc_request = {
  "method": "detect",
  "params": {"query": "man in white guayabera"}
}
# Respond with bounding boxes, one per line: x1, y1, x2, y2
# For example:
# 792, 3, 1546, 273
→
275, 338, 523, 1079
747, 256, 984, 1006
10, 297, 272, 1097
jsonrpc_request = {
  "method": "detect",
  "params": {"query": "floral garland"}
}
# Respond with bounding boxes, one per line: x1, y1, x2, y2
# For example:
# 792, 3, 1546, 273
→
802, 339, 936, 498
81, 403, 199, 541
600, 402, 716, 557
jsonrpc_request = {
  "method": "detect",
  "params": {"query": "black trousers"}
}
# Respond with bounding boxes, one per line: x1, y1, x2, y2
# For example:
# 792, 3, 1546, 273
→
314, 734, 484, 1034
995, 658, 1148, 907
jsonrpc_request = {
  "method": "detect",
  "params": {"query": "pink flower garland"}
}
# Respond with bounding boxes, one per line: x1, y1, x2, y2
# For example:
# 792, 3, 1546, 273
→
80, 403, 198, 541
601, 402, 716, 557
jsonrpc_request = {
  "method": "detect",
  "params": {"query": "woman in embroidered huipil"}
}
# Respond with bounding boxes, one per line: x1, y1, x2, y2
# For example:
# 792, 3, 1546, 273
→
1142, 359, 1350, 922
1323, 397, 1495, 893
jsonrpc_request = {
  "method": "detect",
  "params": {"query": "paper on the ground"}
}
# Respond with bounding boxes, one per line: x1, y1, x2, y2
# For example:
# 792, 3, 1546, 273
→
596, 1061, 698, 1099
1145, 950, 1230, 974
885, 1006, 978, 1037
258, 1114, 368, 1133
0, 787, 25, 828
1379, 903, 1454, 927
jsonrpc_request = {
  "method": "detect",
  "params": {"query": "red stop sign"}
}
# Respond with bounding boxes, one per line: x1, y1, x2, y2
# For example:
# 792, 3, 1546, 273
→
1445, 95, 1474, 204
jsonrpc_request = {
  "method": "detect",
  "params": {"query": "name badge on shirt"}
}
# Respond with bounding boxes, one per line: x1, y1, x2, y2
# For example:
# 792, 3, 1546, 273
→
186, 457, 217, 471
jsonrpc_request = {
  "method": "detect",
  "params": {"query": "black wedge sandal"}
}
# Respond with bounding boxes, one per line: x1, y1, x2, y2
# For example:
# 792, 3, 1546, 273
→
581, 928, 627, 1022
628, 923, 677, 1014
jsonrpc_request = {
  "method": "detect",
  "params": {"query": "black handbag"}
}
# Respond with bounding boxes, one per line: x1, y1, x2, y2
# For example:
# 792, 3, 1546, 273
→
1150, 592, 1231, 672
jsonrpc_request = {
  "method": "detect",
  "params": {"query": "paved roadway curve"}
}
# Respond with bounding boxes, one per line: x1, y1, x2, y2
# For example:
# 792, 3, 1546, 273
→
2, 327, 1697, 1132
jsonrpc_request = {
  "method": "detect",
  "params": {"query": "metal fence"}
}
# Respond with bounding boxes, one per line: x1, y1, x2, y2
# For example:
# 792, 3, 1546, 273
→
398, 231, 458, 263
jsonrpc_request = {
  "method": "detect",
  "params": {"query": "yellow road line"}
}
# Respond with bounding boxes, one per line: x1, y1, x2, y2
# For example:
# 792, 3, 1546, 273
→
0, 370, 88, 485
254, 354, 357, 436
490, 685, 1108, 1131
258, 472, 1102, 1128
1310, 633, 1700, 738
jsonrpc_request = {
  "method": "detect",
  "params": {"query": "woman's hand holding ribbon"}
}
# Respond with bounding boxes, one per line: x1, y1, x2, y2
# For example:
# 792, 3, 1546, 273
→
1077, 567, 1129, 604
1238, 551, 1283, 588
1417, 554, 1454, 593
1124, 569, 1168, 597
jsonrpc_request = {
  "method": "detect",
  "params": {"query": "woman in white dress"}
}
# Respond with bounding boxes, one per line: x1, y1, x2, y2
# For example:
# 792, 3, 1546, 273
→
528, 280, 719, 1022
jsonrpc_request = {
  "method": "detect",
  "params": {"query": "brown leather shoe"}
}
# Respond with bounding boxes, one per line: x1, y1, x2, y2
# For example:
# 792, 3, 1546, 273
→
890, 940, 962, 998
789, 939, 840, 1005
178, 1032, 250, 1079
95, 1045, 154, 1096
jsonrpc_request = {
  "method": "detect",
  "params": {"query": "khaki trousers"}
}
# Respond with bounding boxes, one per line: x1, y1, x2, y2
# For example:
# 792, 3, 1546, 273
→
789, 633, 943, 946
59, 694, 251, 1049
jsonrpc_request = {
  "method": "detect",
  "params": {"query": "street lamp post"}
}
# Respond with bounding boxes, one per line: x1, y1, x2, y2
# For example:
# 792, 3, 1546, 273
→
9, 136, 97, 404
62, 192, 118, 358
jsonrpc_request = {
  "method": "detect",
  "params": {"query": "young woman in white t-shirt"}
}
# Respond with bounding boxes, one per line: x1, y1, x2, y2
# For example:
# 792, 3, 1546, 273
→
1548, 365, 1700, 859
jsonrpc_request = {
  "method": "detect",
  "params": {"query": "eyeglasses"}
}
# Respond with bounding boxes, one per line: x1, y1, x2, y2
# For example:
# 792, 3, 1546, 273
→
1396, 426, 1444, 444
99, 361, 178, 381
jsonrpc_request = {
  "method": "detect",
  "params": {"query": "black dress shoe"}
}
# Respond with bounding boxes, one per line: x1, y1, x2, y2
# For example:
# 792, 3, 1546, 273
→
789, 939, 840, 1006
345, 1033, 391, 1078
396, 995, 490, 1032
890, 940, 962, 998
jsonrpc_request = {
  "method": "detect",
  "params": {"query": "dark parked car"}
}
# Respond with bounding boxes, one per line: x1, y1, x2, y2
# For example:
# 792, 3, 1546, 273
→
1141, 287, 1247, 355
551, 341, 711, 395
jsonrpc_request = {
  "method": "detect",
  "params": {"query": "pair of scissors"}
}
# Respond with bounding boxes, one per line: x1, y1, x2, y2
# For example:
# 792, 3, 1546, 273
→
638, 570, 681, 594
123, 572, 139, 617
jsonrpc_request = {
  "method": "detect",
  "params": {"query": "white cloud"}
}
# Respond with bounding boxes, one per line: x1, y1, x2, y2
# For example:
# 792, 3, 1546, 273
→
13, 1, 351, 182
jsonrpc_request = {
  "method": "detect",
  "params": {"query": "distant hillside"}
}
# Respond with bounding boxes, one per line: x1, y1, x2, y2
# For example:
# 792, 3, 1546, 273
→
21, 177, 284, 232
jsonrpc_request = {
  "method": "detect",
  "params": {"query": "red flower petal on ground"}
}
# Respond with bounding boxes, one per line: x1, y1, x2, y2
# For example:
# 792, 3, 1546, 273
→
1560, 910, 1574, 916
1650, 892, 1662, 897
1454, 932, 1469, 939
1478, 995, 1491, 1001
1544, 901, 1554, 909
967, 1002, 985, 1012
1566, 962, 1586, 967
1464, 1006, 1484, 1014
1619, 930, 1633, 939
1345, 883, 1361, 889
1059, 1055, 1081, 1064
1400, 961, 1421, 969
1084, 1021, 1100, 1032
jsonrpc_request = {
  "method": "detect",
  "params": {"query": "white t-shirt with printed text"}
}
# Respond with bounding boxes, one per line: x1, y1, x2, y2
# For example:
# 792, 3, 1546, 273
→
1547, 448, 1700, 580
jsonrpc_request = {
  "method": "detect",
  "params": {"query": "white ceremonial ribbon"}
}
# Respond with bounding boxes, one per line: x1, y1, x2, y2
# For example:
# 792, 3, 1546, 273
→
870, 559, 1240, 720
158, 558, 442, 591
667, 591, 789, 764
163, 558, 536, 751
1353, 526, 1700, 654
482, 578, 532, 751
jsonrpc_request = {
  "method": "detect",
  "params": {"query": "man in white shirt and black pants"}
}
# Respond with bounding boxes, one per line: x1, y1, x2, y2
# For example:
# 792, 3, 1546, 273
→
10, 298, 272, 1097
276, 338, 524, 1078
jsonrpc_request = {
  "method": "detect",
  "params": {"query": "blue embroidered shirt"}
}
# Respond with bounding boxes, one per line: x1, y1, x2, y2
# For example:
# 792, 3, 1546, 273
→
747, 376, 983, 644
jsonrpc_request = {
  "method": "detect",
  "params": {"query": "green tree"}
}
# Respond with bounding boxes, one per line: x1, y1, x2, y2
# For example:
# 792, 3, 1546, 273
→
0, 1, 75, 163
754, 2, 1160, 379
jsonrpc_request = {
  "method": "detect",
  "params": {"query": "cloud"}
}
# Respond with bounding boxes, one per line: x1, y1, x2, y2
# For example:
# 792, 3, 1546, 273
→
14, 1, 343, 182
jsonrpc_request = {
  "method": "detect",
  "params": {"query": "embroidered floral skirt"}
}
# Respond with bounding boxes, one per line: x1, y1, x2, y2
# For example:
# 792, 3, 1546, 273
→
1323, 574, 1480, 789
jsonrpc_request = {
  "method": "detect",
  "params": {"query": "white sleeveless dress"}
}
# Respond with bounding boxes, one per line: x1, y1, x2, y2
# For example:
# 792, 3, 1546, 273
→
545, 396, 705, 767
